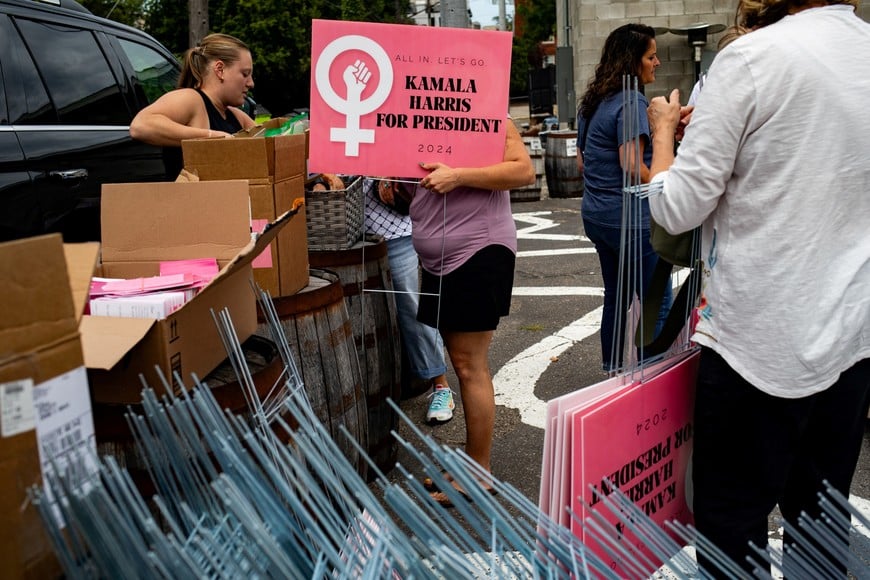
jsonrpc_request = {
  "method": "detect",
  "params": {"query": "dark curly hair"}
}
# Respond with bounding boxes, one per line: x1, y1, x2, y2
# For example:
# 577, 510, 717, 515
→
578, 23, 656, 120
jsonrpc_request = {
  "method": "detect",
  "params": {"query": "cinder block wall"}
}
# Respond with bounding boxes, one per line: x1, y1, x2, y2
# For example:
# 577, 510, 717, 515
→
569, 1, 870, 110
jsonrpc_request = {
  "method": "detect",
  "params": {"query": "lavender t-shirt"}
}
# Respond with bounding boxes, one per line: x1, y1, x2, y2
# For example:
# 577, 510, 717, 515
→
410, 184, 516, 275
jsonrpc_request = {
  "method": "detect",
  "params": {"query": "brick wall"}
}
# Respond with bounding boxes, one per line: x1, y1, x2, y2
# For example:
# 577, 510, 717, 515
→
566, 1, 870, 116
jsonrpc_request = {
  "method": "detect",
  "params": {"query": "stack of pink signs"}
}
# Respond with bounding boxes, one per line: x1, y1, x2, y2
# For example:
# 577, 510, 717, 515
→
539, 349, 699, 574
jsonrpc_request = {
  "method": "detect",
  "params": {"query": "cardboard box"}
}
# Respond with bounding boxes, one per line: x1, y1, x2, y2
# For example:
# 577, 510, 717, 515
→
81, 180, 292, 404
0, 234, 98, 579
181, 118, 307, 182
247, 175, 309, 297
181, 120, 309, 297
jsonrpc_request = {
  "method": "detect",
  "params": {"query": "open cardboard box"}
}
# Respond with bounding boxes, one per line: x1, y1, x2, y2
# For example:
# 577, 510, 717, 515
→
181, 118, 309, 297
181, 117, 307, 182
81, 180, 295, 405
0, 234, 99, 579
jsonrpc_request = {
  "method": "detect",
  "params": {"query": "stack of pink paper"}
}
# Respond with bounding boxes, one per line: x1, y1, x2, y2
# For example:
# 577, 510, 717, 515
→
88, 259, 219, 319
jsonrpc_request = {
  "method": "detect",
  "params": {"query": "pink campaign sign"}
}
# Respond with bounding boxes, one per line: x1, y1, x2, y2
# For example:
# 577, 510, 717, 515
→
309, 19, 513, 177
575, 351, 699, 574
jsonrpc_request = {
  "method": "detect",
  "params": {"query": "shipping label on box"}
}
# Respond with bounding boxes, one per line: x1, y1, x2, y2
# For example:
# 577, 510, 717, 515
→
0, 234, 95, 579
33, 366, 98, 527
0, 370, 98, 529
1, 379, 35, 438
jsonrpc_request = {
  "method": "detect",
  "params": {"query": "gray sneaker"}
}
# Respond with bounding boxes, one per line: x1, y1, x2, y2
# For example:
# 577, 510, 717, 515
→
426, 385, 455, 423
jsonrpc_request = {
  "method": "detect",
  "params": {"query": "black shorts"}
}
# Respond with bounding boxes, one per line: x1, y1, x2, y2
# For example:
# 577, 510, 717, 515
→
417, 245, 515, 332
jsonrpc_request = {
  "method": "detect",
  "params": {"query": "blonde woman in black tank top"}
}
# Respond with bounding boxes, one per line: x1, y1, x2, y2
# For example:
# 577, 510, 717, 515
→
129, 33, 256, 178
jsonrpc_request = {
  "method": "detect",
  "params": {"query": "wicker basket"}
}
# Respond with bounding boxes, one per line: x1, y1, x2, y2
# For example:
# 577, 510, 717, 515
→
305, 175, 364, 251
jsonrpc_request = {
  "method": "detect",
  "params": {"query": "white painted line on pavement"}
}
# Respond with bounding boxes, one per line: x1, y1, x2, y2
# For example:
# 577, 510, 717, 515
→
517, 234, 590, 242
658, 495, 870, 578
849, 495, 870, 534
493, 307, 603, 430
517, 247, 596, 257
514, 211, 587, 242
512, 287, 604, 296
497, 271, 693, 428
505, 205, 870, 537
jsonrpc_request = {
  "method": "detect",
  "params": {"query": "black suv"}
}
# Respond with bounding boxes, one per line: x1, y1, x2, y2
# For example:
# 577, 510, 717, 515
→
0, 0, 180, 242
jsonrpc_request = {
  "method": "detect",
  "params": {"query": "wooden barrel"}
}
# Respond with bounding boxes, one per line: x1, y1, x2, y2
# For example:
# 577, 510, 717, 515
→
512, 136, 545, 202
309, 237, 402, 477
544, 129, 584, 198
254, 270, 368, 477
92, 333, 306, 496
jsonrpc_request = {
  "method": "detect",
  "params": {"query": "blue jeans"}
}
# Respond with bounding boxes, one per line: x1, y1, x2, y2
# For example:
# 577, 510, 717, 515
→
386, 236, 447, 380
583, 219, 672, 371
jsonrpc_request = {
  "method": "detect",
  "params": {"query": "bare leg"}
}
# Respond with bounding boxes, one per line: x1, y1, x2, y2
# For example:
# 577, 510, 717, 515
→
429, 373, 448, 389
441, 329, 495, 473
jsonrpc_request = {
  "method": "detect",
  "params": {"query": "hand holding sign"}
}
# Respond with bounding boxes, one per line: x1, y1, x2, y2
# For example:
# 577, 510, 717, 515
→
419, 162, 460, 194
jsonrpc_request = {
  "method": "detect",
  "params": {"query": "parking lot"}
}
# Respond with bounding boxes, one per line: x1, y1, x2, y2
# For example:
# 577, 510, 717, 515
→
392, 193, 870, 529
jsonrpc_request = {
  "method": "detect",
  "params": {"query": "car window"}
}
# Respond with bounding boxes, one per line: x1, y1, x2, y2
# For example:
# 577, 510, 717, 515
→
14, 17, 129, 125
117, 38, 179, 104
0, 58, 7, 125
0, 16, 9, 125
3, 16, 54, 124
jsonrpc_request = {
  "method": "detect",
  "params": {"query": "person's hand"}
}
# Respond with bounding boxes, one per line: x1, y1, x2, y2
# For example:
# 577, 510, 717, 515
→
419, 162, 460, 194
207, 129, 233, 139
377, 180, 395, 205
675, 105, 694, 142
648, 89, 682, 139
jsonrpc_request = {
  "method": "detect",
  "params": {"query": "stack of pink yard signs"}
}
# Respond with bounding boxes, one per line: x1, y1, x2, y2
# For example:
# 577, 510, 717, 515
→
539, 349, 700, 575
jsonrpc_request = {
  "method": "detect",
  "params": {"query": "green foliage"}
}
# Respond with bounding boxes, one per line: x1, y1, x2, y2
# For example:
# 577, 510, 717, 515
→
207, 0, 320, 115
90, 0, 550, 114
78, 0, 145, 26
127, 0, 409, 116
214, 0, 413, 114
510, 0, 556, 97
339, 0, 412, 24
142, 0, 189, 54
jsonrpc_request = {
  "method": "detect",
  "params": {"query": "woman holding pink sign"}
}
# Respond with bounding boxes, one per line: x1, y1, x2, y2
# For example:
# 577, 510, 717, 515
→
412, 121, 534, 506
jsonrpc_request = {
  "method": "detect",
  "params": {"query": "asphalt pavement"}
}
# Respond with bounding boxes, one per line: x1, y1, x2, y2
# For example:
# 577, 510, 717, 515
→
389, 193, 870, 526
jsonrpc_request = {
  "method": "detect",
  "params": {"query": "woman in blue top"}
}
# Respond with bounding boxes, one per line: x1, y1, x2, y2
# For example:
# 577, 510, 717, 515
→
576, 23, 671, 372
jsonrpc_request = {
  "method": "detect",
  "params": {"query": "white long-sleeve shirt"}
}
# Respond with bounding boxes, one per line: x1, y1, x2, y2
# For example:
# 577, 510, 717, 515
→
650, 5, 870, 398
